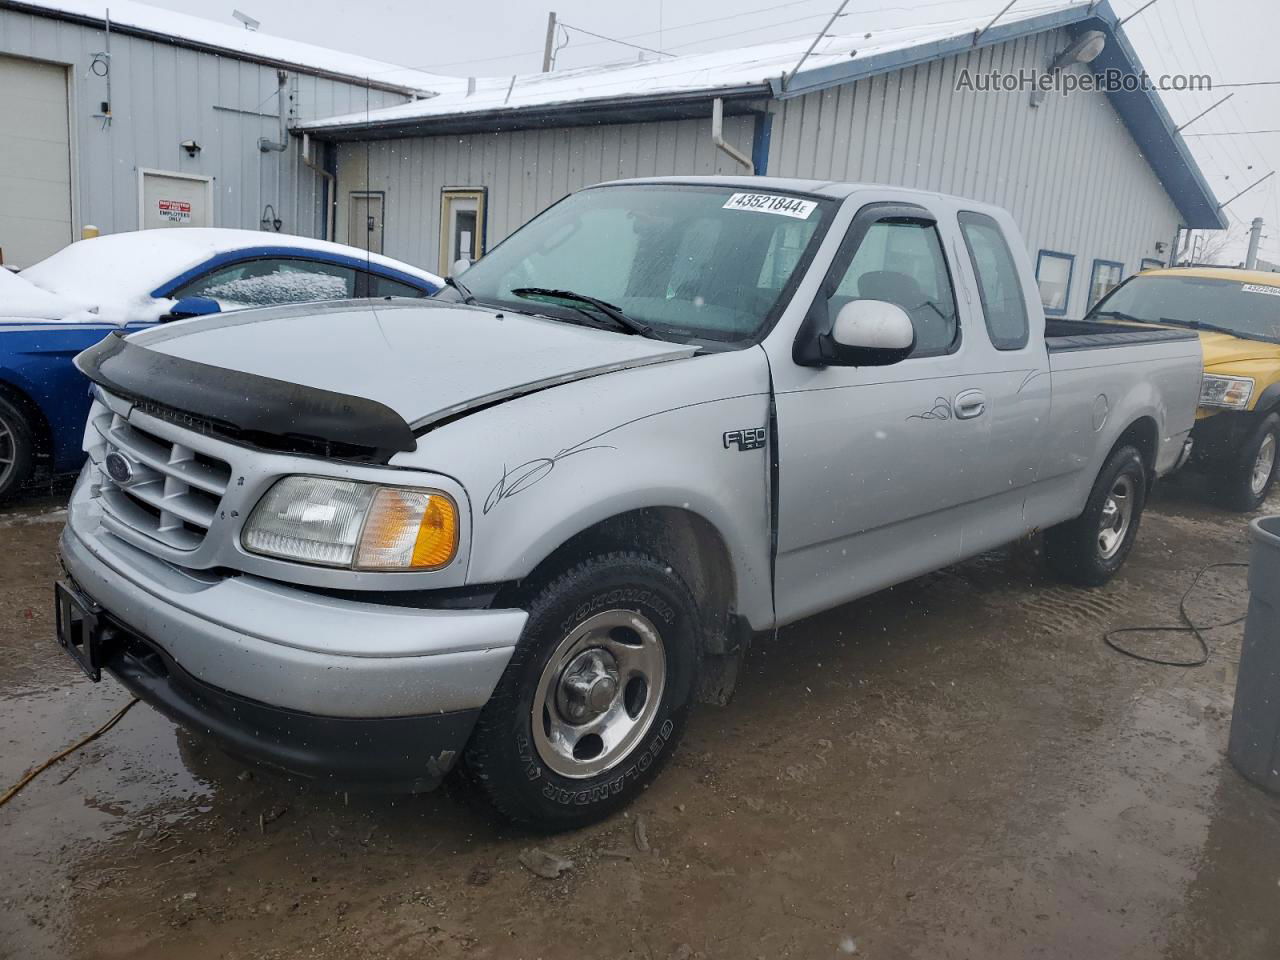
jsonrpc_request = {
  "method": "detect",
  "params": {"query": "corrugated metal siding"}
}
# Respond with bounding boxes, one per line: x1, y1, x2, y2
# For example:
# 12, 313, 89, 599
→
334, 115, 756, 271
0, 7, 406, 245
767, 29, 1181, 317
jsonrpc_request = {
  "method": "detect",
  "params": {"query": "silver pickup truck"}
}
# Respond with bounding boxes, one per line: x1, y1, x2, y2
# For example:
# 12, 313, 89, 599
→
56, 177, 1201, 829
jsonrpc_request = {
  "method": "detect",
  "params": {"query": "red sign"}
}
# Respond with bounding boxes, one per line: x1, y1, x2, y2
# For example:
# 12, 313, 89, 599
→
157, 199, 192, 223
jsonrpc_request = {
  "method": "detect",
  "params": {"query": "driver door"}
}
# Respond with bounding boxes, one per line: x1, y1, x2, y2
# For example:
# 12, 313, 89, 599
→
770, 199, 989, 625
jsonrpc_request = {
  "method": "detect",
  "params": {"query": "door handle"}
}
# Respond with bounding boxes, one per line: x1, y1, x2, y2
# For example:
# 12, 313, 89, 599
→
953, 389, 986, 420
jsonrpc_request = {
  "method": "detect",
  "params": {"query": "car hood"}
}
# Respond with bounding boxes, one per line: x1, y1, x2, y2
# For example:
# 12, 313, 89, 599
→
1199, 330, 1280, 368
126, 299, 698, 429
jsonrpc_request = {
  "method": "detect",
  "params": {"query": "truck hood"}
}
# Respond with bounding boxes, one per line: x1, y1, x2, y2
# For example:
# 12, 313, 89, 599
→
1199, 330, 1280, 367
127, 299, 698, 429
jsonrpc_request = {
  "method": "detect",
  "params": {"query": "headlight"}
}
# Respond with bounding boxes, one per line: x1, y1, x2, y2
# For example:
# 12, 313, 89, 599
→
242, 476, 458, 571
1200, 374, 1254, 409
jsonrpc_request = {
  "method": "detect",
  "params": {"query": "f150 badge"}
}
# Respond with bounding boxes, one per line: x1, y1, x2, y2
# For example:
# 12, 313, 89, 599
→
723, 428, 767, 451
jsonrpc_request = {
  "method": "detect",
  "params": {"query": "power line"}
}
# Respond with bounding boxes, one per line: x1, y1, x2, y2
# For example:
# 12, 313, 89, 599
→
1184, 130, 1280, 137
559, 21, 674, 57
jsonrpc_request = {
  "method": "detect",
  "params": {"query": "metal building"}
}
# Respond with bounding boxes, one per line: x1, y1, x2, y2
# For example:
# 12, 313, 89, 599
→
303, 0, 1225, 319
0, 0, 452, 268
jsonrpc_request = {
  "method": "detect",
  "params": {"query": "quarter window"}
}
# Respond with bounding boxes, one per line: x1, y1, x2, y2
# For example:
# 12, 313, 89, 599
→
958, 211, 1030, 350
831, 220, 959, 356
174, 258, 357, 308
366, 273, 427, 298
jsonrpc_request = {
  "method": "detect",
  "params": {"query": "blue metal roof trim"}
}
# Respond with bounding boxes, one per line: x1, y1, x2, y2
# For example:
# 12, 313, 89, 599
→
772, 1, 1224, 230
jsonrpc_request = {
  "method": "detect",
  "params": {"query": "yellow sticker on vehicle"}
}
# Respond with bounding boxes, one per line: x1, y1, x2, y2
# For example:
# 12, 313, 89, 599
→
722, 193, 818, 219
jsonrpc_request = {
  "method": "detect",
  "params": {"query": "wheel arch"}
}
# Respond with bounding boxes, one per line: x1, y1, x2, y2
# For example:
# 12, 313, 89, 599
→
1111, 415, 1159, 486
501, 505, 748, 661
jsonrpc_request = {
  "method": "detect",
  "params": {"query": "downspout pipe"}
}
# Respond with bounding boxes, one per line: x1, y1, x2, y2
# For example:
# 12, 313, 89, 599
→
301, 133, 336, 242
712, 98, 754, 174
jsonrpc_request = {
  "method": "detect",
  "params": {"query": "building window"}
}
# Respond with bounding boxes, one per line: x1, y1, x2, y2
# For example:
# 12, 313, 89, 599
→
1089, 259, 1125, 309
958, 211, 1029, 350
1036, 250, 1074, 317
1140, 257, 1164, 271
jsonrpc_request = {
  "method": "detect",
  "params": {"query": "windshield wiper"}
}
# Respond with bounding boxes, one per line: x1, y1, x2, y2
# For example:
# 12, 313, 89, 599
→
444, 275, 475, 304
512, 287, 653, 337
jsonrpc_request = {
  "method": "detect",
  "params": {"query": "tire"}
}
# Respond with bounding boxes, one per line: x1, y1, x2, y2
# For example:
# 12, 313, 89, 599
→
0, 394, 35, 504
464, 552, 699, 830
1214, 412, 1280, 513
1045, 444, 1147, 587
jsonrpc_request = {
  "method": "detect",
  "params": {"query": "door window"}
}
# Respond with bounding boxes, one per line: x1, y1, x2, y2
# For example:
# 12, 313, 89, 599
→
831, 220, 959, 356
173, 258, 357, 308
958, 211, 1030, 350
365, 273, 427, 298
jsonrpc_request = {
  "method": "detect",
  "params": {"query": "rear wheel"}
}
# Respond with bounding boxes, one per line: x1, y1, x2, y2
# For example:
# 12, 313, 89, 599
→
1045, 445, 1147, 586
0, 395, 34, 503
1215, 412, 1280, 513
464, 552, 698, 830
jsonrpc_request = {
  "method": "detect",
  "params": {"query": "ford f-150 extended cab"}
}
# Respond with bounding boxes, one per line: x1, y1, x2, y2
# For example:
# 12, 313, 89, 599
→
55, 177, 1202, 829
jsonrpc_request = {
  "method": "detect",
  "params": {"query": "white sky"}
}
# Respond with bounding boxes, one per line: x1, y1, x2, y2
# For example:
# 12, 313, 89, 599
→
149, 0, 1280, 264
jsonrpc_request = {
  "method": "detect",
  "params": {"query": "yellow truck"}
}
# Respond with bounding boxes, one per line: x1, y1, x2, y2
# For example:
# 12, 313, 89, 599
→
1085, 266, 1280, 511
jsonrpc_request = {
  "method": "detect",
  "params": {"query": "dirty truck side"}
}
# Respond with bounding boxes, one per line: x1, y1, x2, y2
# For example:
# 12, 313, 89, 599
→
56, 177, 1203, 829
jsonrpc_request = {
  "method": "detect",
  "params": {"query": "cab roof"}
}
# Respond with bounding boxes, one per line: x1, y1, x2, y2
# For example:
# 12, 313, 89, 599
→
1138, 266, 1280, 287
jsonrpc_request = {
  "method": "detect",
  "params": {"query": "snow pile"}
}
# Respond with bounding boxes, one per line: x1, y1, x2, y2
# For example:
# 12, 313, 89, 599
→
0, 268, 94, 322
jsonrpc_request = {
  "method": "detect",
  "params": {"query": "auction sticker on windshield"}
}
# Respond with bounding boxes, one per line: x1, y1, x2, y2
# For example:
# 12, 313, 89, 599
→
1242, 283, 1280, 297
723, 193, 817, 219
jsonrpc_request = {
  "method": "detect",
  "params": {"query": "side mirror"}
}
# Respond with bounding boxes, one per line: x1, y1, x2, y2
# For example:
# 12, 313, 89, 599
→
451, 258, 472, 277
165, 296, 221, 321
828, 299, 915, 365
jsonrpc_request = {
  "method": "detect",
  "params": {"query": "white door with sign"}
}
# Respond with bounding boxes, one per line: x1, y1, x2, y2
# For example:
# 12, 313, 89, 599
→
138, 169, 212, 230
439, 189, 486, 276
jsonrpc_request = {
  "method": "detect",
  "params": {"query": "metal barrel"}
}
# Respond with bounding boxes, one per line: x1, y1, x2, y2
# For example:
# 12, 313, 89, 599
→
1228, 515, 1280, 793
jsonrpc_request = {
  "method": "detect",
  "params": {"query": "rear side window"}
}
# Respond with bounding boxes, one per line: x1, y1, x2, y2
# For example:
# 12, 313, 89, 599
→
958, 212, 1030, 350
366, 273, 427, 298
831, 220, 959, 356
174, 257, 356, 308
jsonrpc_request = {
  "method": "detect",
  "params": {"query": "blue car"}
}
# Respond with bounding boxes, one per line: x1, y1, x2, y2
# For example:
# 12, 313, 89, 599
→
0, 229, 442, 500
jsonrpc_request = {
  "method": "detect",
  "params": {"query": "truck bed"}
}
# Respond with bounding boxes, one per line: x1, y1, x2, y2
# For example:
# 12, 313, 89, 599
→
1044, 317, 1198, 353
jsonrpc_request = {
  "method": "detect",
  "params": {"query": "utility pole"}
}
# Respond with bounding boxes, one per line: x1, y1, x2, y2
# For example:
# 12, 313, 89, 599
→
542, 11, 557, 72
1246, 217, 1264, 269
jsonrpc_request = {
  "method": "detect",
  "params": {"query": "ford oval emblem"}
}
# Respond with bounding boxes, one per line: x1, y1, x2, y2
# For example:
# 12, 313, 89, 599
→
104, 451, 135, 484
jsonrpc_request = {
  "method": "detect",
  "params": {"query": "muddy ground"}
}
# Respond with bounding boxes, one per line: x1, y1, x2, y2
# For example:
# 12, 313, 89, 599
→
2, 479, 1279, 960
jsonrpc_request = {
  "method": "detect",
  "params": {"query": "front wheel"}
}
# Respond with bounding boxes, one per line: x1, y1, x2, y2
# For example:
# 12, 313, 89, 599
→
464, 552, 699, 830
1045, 444, 1147, 587
0, 395, 35, 503
1215, 412, 1280, 513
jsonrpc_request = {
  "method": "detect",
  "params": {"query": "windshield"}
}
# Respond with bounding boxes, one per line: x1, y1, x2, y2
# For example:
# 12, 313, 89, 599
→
441, 183, 836, 342
1087, 273, 1280, 342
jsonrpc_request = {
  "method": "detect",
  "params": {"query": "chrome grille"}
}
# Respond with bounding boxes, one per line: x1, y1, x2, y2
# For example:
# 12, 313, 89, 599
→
87, 405, 232, 551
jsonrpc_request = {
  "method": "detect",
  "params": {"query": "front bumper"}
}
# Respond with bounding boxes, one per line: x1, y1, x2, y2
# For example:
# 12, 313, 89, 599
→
60, 474, 527, 788
1190, 409, 1254, 465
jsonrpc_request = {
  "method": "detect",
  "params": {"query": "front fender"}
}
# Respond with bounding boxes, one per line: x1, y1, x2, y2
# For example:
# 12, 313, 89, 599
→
397, 349, 776, 629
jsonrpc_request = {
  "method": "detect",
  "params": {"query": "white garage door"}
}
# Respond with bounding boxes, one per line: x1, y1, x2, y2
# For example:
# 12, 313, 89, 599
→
0, 54, 72, 269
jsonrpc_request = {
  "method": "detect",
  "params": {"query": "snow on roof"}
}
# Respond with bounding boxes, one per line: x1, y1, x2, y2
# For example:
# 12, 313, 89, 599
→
304, 0, 1087, 130
18, 228, 441, 321
7, 0, 456, 94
